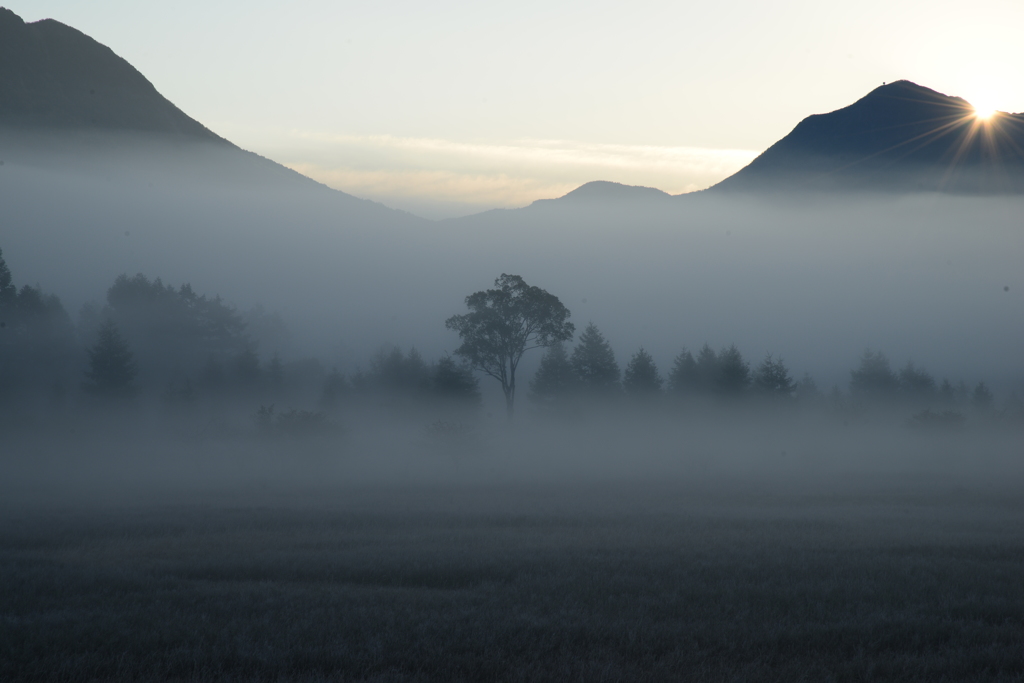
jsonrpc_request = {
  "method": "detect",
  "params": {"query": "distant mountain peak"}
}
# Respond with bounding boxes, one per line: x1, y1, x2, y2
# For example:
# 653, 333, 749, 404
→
711, 79, 1024, 194
0, 7, 226, 142
554, 181, 672, 202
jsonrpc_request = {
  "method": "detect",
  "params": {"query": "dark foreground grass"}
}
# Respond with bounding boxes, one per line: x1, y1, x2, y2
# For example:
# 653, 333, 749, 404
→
3, 483, 1024, 682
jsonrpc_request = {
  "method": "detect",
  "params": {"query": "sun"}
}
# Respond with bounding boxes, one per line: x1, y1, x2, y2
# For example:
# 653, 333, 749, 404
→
969, 93, 999, 121
973, 104, 996, 121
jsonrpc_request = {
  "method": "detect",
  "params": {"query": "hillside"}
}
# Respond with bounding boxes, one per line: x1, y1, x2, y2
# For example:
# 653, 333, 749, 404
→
710, 80, 1024, 194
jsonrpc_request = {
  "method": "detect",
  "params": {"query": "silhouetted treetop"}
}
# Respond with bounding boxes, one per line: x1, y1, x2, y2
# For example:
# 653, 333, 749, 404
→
753, 354, 796, 398
82, 319, 136, 398
668, 349, 698, 395
716, 345, 750, 397
446, 274, 573, 417
623, 347, 662, 398
571, 323, 620, 395
432, 355, 481, 408
850, 350, 899, 400
98, 273, 249, 385
529, 342, 576, 405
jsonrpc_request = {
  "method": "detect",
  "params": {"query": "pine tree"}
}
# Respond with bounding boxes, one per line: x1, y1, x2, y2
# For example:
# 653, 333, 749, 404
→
83, 319, 137, 398
570, 323, 620, 395
667, 348, 698, 395
0, 248, 16, 309
971, 381, 993, 410
694, 344, 719, 394
850, 350, 898, 400
716, 344, 750, 397
753, 354, 796, 398
529, 342, 576, 404
432, 355, 481, 407
623, 347, 662, 398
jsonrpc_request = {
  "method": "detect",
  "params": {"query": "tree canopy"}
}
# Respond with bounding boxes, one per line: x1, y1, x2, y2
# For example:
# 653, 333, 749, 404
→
623, 347, 662, 398
571, 323, 620, 395
529, 342, 576, 406
82, 319, 137, 399
446, 274, 573, 417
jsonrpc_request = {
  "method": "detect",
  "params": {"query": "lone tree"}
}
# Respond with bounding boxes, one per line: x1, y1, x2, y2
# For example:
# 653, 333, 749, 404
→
83, 319, 137, 398
446, 274, 573, 417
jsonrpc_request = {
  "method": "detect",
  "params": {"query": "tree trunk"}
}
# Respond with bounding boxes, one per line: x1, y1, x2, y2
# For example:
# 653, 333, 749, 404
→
503, 375, 516, 419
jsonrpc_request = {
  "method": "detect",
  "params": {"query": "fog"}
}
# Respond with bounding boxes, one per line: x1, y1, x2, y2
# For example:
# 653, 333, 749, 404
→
4, 131, 1024, 681
3, 130, 1021, 396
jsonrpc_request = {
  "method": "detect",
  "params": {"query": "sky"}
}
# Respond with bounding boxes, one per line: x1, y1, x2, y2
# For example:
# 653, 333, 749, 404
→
7, 0, 1024, 218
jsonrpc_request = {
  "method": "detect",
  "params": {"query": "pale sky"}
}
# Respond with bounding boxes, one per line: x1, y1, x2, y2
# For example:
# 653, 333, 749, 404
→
8, 0, 1024, 218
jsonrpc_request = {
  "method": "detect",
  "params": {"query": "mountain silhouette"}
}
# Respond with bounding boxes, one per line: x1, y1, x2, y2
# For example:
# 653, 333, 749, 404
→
556, 181, 672, 203
711, 80, 1024, 194
0, 7, 422, 223
0, 8, 224, 140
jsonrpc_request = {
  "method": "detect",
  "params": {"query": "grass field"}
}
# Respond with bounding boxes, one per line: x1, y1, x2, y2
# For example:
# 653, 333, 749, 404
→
3, 472, 1024, 682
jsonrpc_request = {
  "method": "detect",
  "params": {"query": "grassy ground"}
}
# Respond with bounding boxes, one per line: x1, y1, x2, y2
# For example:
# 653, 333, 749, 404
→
3, 480, 1024, 682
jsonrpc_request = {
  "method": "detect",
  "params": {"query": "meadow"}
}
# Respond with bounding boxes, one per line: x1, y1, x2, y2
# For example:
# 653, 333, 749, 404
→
3, 442, 1024, 682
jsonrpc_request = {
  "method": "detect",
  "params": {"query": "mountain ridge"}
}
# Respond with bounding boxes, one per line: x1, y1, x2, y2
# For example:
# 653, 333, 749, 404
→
0, 7, 425, 223
709, 80, 1024, 194
0, 7, 225, 141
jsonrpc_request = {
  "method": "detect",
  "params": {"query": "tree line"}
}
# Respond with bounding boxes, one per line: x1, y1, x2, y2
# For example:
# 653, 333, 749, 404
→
0, 252, 1013, 426
445, 274, 1008, 420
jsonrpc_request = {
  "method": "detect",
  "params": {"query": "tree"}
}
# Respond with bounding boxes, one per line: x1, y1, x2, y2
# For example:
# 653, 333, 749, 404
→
716, 344, 750, 397
694, 344, 719, 394
102, 273, 249, 388
367, 346, 431, 396
898, 362, 936, 402
0, 248, 15, 311
971, 381, 993, 411
83, 319, 137, 398
446, 274, 573, 417
0, 250, 76, 403
753, 354, 796, 398
529, 342, 576, 405
571, 323, 620, 396
432, 355, 481, 408
623, 347, 662, 398
667, 348, 698, 396
849, 350, 898, 401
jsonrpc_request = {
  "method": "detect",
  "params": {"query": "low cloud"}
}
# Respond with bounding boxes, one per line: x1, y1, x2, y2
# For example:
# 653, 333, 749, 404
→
245, 132, 758, 218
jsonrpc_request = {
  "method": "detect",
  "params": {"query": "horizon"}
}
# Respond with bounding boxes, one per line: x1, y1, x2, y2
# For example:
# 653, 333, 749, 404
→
5, 0, 1024, 218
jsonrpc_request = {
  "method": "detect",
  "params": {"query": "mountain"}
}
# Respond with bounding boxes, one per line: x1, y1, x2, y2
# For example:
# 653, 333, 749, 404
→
551, 181, 672, 204
0, 7, 223, 140
710, 80, 1024, 194
0, 7, 425, 212
0, 7, 433, 360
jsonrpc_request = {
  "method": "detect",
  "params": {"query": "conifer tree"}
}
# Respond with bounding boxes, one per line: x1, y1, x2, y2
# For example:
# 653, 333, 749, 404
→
432, 355, 481, 407
0, 248, 16, 310
849, 350, 898, 400
83, 319, 137, 398
716, 344, 751, 397
971, 381, 993, 410
694, 344, 719, 394
570, 323, 620, 394
668, 348, 698, 395
623, 347, 662, 398
753, 354, 796, 398
529, 342, 576, 404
